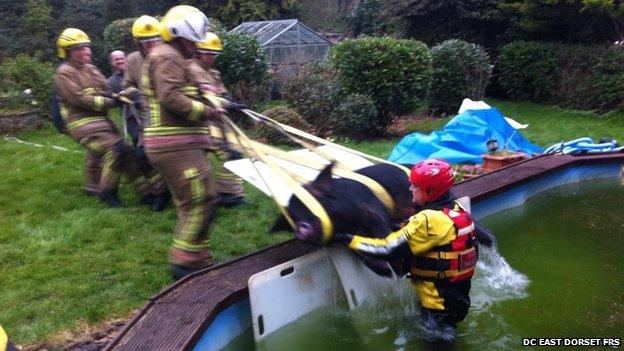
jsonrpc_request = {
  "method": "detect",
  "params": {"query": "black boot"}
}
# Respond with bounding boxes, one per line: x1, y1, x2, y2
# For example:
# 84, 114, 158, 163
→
170, 264, 203, 280
99, 190, 124, 208
217, 193, 246, 208
150, 191, 171, 212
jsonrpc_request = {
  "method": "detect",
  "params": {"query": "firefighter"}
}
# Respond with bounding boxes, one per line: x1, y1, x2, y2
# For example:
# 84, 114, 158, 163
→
342, 159, 479, 343
141, 6, 222, 279
123, 15, 170, 211
191, 32, 246, 207
53, 28, 149, 207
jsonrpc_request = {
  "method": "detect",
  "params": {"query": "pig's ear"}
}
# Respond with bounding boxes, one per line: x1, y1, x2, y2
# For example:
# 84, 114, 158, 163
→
310, 162, 335, 196
270, 215, 293, 233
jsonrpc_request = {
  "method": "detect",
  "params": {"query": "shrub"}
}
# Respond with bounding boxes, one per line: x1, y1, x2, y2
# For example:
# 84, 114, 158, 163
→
496, 41, 558, 102
589, 46, 624, 111
331, 37, 432, 129
429, 39, 493, 115
282, 61, 342, 135
329, 93, 379, 138
257, 106, 311, 144
0, 54, 54, 113
103, 17, 136, 54
215, 33, 268, 103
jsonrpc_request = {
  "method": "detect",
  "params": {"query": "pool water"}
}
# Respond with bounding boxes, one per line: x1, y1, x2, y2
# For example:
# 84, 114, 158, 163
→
225, 178, 624, 350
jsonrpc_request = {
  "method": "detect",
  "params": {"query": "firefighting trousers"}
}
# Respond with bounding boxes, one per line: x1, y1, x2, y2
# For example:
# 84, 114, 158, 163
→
147, 148, 217, 268
211, 146, 245, 197
76, 130, 150, 197
83, 151, 102, 193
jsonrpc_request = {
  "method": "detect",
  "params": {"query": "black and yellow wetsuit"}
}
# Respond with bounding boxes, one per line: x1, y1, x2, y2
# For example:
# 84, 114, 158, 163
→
347, 196, 478, 336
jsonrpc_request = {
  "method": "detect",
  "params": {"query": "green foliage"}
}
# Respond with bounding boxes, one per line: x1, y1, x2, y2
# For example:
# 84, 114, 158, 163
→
215, 33, 269, 104
588, 46, 624, 111
348, 0, 392, 36
23, 0, 54, 56
330, 93, 380, 138
429, 39, 493, 115
497, 41, 558, 101
256, 106, 311, 143
282, 61, 341, 134
501, 0, 624, 43
0, 54, 54, 113
330, 37, 432, 128
195, 0, 299, 28
103, 18, 136, 54
383, 0, 506, 48
216, 33, 268, 85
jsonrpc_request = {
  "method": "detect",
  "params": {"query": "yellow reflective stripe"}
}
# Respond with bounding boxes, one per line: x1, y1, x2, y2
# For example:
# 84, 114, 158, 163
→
94, 96, 104, 111
180, 167, 205, 243
182, 86, 199, 96
143, 126, 209, 136
188, 101, 204, 121
172, 239, 210, 251
59, 103, 69, 122
142, 69, 161, 126
82, 87, 96, 94
66, 117, 107, 131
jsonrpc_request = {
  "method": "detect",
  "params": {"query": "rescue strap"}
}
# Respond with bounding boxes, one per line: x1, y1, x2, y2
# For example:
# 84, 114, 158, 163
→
218, 113, 334, 243
420, 246, 476, 260
411, 266, 475, 280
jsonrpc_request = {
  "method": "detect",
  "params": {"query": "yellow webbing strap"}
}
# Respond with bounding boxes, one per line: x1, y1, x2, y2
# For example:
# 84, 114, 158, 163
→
420, 247, 476, 260
0, 325, 8, 351
209, 121, 398, 215
243, 109, 412, 176
411, 266, 475, 279
220, 114, 334, 243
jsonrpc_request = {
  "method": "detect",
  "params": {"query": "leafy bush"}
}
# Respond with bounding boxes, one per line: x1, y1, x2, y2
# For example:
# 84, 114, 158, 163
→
257, 106, 311, 144
215, 33, 269, 104
429, 39, 493, 115
331, 37, 432, 129
496, 41, 558, 102
0, 54, 54, 113
329, 93, 379, 138
103, 17, 136, 53
282, 61, 342, 135
588, 46, 624, 111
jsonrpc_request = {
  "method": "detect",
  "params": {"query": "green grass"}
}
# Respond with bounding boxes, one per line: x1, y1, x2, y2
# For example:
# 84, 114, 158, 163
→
1, 100, 623, 345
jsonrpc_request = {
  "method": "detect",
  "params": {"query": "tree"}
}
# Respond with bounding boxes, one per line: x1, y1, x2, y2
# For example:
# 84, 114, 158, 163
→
195, 0, 299, 27
348, 0, 392, 36
501, 0, 624, 43
382, 0, 507, 48
23, 0, 54, 56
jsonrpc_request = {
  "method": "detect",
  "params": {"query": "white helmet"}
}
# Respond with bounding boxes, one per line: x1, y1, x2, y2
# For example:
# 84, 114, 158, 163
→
161, 5, 210, 43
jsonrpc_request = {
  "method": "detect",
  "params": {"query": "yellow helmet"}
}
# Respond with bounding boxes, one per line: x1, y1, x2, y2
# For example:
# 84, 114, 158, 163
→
160, 5, 210, 43
132, 15, 162, 40
196, 32, 222, 53
57, 28, 91, 58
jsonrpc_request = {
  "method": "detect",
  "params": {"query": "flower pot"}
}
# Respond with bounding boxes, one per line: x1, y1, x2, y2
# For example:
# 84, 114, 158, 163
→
482, 153, 527, 171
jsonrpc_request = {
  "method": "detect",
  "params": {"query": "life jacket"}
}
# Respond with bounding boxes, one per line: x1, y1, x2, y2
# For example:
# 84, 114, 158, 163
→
410, 206, 478, 282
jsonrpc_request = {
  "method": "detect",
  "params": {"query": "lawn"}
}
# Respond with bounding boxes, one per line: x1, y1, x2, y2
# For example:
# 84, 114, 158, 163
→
0, 99, 623, 346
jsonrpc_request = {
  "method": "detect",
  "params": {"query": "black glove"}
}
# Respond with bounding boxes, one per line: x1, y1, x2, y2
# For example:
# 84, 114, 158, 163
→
101, 92, 123, 107
333, 233, 354, 245
226, 101, 247, 113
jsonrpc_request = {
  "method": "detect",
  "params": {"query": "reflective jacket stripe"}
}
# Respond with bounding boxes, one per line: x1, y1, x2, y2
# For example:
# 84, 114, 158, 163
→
144, 126, 210, 136
66, 116, 107, 131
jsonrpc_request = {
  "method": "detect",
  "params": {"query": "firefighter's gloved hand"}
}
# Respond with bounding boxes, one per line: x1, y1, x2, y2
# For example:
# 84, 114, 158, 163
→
226, 101, 247, 113
102, 92, 123, 107
333, 233, 354, 245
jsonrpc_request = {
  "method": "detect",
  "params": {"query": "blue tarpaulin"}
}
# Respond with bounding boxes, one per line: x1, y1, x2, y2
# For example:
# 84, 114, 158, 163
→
388, 108, 543, 165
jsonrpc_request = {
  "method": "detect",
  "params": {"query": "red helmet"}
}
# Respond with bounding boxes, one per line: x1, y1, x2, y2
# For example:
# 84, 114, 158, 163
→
410, 159, 454, 202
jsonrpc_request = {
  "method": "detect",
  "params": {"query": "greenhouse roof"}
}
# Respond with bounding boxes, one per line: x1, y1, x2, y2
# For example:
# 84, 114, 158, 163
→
231, 19, 330, 47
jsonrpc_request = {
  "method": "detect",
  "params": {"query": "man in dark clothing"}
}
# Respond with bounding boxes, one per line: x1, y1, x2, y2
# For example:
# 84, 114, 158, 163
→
107, 50, 140, 146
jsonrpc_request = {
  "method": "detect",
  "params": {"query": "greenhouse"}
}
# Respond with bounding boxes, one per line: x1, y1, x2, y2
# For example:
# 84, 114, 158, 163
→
231, 19, 331, 75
